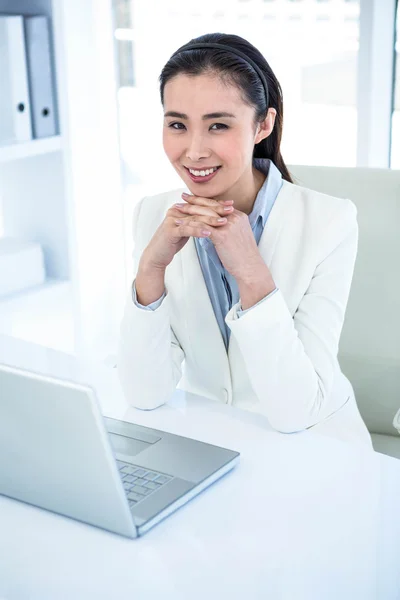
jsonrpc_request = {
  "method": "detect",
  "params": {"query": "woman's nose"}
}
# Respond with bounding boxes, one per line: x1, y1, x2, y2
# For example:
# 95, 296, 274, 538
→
185, 135, 211, 162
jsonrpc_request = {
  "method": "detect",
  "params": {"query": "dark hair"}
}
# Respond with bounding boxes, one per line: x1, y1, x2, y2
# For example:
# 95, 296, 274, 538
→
159, 32, 293, 183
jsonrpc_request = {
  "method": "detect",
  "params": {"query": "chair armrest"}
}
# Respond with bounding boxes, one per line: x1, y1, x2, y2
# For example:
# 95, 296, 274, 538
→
393, 409, 400, 434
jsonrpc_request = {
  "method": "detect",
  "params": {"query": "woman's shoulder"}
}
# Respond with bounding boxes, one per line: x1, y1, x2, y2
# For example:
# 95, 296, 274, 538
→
281, 179, 357, 222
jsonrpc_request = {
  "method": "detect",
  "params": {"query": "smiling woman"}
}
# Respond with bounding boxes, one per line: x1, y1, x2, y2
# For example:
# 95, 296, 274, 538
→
161, 71, 276, 213
160, 39, 291, 215
117, 32, 372, 449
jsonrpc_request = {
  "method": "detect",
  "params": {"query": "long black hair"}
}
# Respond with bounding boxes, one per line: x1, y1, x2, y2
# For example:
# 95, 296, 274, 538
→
159, 32, 293, 183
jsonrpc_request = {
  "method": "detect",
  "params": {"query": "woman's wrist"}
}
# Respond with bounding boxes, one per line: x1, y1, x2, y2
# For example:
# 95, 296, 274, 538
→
135, 258, 166, 306
236, 263, 276, 311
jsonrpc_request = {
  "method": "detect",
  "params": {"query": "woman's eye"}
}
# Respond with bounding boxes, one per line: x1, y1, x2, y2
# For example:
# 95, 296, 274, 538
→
168, 121, 228, 131
169, 122, 185, 130
210, 123, 228, 131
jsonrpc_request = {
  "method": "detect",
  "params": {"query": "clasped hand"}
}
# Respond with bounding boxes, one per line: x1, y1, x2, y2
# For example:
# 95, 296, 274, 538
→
173, 192, 264, 282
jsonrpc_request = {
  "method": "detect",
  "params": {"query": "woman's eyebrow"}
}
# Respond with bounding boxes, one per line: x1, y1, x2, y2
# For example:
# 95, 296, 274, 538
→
164, 111, 236, 120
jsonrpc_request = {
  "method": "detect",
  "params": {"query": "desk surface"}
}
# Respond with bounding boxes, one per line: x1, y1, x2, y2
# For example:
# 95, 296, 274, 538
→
0, 335, 400, 600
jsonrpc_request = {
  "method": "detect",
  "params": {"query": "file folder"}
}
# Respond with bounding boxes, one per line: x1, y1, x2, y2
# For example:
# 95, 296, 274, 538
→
24, 15, 57, 138
0, 15, 33, 144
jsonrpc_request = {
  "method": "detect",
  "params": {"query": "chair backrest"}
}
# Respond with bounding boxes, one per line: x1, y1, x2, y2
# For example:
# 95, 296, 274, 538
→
288, 165, 400, 436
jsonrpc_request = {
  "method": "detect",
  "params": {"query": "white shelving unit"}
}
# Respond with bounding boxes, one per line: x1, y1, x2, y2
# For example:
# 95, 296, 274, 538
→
0, 0, 126, 361
0, 279, 74, 353
0, 136, 62, 163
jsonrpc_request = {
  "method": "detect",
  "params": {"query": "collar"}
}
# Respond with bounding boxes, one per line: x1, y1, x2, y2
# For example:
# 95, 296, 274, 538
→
249, 158, 282, 229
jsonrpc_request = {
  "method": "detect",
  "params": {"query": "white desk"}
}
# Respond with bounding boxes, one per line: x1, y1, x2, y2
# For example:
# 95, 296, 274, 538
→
0, 335, 400, 600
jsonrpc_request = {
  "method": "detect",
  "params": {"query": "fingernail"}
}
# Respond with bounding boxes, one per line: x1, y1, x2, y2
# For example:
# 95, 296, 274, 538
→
175, 203, 186, 207
217, 218, 227, 223
182, 193, 189, 198
175, 219, 183, 224
202, 230, 211, 236
224, 206, 234, 211
223, 200, 234, 205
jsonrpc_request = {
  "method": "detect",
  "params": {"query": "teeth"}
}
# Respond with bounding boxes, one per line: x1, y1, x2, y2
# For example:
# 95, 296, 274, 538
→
189, 167, 219, 177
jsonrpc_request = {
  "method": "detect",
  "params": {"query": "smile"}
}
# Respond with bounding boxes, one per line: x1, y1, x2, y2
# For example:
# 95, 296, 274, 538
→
184, 166, 221, 183
187, 166, 220, 176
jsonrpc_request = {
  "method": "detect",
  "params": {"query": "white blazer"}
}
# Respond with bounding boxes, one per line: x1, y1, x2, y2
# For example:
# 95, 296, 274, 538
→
117, 180, 373, 448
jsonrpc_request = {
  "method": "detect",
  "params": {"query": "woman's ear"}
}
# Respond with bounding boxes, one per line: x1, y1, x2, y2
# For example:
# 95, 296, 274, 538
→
255, 108, 277, 144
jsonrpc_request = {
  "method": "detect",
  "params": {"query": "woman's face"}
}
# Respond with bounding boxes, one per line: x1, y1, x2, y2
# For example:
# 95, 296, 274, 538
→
162, 73, 272, 200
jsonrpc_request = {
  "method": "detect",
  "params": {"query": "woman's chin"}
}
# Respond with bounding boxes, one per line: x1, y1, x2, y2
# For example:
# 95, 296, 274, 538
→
181, 179, 221, 198
185, 178, 229, 199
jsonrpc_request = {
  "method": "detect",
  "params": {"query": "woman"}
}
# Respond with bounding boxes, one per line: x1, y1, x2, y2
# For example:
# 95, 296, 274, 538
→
117, 32, 372, 448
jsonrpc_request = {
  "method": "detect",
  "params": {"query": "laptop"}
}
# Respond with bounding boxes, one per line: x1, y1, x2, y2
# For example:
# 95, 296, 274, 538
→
0, 363, 240, 538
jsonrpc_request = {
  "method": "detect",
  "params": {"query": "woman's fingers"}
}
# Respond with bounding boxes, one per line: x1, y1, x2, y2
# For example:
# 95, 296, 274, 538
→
182, 192, 233, 208
168, 206, 229, 227
174, 219, 215, 238
174, 202, 234, 218
180, 192, 234, 216
182, 214, 227, 227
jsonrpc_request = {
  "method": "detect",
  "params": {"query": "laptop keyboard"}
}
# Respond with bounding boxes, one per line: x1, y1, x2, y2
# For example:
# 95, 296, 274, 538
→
117, 460, 173, 508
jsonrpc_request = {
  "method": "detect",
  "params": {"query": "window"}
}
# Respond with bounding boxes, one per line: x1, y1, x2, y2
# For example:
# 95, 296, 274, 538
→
113, 0, 360, 173
113, 0, 135, 87
391, 3, 400, 168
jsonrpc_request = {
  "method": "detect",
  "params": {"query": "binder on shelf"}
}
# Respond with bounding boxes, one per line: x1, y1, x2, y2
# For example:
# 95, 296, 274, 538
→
24, 15, 57, 139
0, 14, 33, 144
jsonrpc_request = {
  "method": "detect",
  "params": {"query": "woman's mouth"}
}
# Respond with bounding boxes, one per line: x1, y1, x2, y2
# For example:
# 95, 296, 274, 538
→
184, 165, 221, 183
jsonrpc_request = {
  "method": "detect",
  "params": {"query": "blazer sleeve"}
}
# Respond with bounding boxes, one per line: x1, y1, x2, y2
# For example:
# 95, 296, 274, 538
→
116, 197, 185, 409
225, 200, 358, 433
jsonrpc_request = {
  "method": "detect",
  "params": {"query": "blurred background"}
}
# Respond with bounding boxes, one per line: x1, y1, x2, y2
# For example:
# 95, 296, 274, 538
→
0, 0, 398, 362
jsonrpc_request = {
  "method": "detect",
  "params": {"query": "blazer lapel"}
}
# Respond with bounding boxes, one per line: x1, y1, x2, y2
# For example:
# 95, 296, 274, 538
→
257, 180, 292, 268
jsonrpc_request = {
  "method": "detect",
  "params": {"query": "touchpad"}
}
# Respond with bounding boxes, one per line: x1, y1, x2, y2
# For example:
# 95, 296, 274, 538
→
109, 432, 150, 457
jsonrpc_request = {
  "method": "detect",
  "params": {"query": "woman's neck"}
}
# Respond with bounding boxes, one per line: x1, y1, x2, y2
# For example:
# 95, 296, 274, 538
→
215, 164, 266, 215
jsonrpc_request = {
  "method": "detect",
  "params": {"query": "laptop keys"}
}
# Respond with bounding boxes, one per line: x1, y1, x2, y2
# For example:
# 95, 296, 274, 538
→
154, 475, 169, 484
128, 491, 143, 503
143, 471, 159, 481
133, 468, 147, 477
124, 475, 137, 483
117, 460, 173, 506
120, 465, 136, 475
143, 480, 161, 490
131, 485, 151, 496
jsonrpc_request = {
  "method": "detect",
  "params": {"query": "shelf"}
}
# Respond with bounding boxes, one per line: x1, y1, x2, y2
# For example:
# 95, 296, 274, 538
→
0, 136, 62, 164
0, 278, 74, 353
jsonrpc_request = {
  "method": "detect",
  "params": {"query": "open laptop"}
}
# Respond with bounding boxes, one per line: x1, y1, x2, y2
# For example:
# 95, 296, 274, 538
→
0, 363, 239, 538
